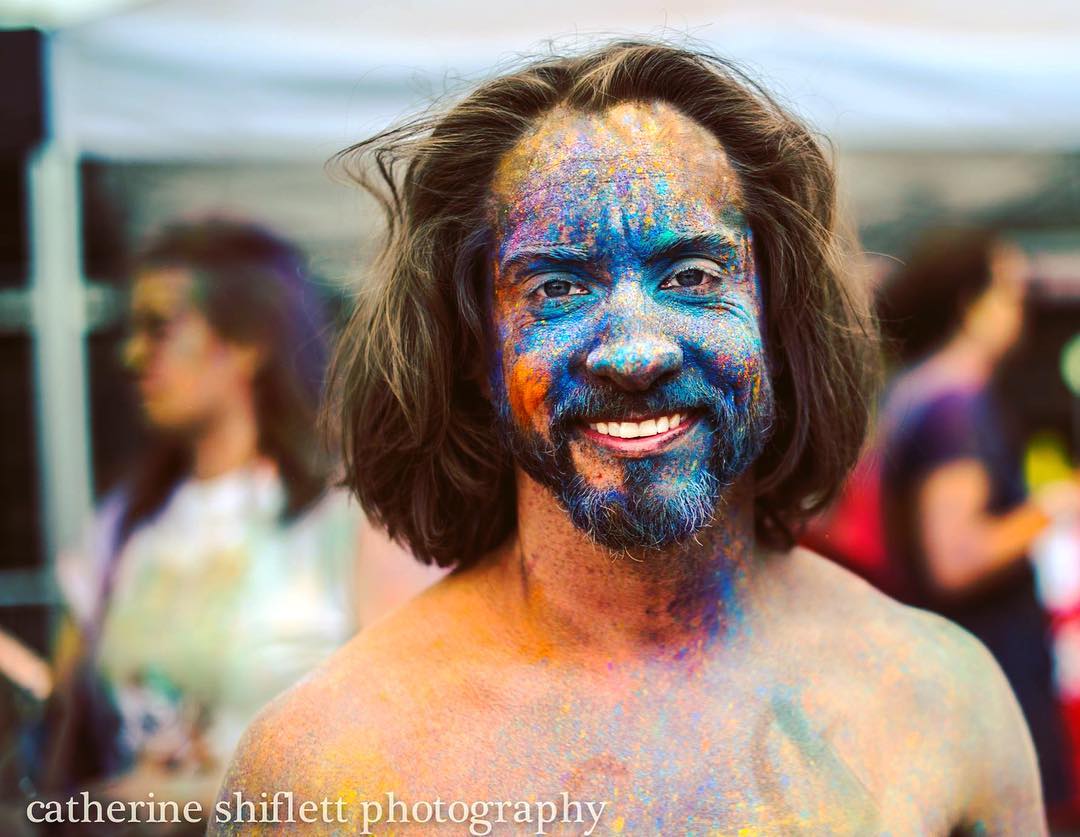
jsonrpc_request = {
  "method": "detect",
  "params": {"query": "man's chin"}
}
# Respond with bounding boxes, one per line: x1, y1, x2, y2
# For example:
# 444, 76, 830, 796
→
501, 412, 758, 550
559, 474, 721, 553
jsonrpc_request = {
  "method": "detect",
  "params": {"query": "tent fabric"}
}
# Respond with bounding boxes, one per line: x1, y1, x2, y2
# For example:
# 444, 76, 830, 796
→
48, 1, 1080, 159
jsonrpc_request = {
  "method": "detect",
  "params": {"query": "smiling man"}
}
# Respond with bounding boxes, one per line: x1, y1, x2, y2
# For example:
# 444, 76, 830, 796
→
487, 101, 774, 557
214, 43, 1045, 834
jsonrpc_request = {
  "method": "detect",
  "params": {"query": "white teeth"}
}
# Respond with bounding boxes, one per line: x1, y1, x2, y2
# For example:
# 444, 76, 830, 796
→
590, 413, 686, 440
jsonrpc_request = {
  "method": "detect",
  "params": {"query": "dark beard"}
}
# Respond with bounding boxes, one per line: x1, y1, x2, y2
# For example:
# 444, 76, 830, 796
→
493, 373, 774, 552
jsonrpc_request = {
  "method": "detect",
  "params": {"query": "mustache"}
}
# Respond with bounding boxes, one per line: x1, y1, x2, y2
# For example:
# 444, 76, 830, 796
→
547, 377, 734, 435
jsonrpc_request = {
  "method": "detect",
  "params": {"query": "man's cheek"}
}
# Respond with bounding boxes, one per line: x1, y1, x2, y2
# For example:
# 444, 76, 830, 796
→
703, 334, 768, 401
739, 348, 771, 405
506, 355, 553, 433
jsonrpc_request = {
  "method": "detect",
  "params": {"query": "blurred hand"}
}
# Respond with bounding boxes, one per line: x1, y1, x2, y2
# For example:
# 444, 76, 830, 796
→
0, 629, 51, 699
1034, 475, 1080, 521
137, 704, 216, 774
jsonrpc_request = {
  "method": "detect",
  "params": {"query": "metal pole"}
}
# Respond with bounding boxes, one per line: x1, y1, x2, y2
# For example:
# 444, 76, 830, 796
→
27, 142, 93, 567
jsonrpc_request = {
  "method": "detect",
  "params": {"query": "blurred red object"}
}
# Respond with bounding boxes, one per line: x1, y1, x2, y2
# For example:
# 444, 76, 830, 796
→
1032, 517, 1080, 824
801, 446, 904, 598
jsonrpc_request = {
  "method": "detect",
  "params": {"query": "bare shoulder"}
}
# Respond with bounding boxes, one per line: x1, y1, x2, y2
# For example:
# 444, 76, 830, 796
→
782, 547, 1003, 670
211, 568, 490, 833
781, 548, 1030, 727
780, 548, 1045, 831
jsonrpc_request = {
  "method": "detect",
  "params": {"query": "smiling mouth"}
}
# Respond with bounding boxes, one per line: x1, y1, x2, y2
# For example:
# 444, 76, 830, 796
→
580, 411, 697, 454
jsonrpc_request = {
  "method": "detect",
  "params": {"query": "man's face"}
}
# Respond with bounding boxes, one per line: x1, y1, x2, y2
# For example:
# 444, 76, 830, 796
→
487, 101, 774, 551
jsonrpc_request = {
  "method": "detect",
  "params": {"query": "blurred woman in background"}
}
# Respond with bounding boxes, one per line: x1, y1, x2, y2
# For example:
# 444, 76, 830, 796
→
39, 219, 437, 825
877, 227, 1080, 810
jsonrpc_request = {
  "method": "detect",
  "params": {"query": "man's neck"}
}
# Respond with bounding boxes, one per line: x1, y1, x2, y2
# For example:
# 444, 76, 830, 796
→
497, 470, 761, 667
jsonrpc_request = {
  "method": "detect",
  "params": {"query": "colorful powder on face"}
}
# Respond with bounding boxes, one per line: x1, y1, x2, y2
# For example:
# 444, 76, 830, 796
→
508, 359, 552, 429
486, 101, 773, 551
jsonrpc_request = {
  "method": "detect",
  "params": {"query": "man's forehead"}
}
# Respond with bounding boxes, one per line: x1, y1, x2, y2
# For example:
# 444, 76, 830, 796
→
489, 101, 742, 210
488, 102, 747, 266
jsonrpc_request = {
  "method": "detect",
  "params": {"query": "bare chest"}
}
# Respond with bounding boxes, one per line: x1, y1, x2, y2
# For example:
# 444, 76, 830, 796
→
342, 677, 957, 835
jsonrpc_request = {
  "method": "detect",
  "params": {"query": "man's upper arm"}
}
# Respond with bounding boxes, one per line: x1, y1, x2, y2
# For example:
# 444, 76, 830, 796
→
208, 682, 390, 836
208, 709, 296, 836
949, 625, 1046, 835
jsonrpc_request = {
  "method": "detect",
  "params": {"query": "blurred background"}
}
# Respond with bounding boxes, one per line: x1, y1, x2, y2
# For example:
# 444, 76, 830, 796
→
1, 0, 1079, 831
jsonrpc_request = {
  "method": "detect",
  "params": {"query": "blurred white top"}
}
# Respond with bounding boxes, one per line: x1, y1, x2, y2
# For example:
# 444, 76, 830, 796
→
57, 463, 359, 769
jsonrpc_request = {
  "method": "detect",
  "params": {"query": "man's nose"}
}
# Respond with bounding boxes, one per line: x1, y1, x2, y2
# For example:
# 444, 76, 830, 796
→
586, 332, 683, 391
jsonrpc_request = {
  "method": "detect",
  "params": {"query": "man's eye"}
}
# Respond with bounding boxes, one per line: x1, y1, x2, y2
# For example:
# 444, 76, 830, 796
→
662, 268, 711, 289
539, 279, 585, 299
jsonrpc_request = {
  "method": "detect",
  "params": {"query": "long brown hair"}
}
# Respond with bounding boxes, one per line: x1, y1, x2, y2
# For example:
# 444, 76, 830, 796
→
120, 219, 333, 544
328, 40, 881, 568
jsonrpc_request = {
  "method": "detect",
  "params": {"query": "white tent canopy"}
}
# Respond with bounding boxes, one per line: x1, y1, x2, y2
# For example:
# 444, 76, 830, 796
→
15, 0, 1080, 592
48, 0, 1080, 159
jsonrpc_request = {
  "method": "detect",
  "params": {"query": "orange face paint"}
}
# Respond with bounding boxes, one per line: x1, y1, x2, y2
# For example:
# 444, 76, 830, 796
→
509, 361, 551, 428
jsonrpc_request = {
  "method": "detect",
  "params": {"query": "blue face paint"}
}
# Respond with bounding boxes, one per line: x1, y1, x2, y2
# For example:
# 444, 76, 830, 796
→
488, 102, 774, 551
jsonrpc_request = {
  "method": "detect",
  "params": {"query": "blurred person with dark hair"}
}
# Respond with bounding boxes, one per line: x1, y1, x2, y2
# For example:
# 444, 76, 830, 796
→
877, 226, 1080, 810
37, 219, 438, 824
216, 43, 1045, 833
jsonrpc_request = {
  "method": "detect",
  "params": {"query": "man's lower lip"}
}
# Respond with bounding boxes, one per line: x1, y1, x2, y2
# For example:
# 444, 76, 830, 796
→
579, 416, 697, 454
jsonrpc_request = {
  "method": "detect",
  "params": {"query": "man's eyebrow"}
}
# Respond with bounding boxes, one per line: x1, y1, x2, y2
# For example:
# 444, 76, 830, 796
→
644, 231, 744, 263
497, 228, 747, 273
499, 243, 593, 272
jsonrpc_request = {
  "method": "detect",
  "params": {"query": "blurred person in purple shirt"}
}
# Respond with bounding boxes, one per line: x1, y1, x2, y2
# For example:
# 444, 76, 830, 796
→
877, 227, 1080, 810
